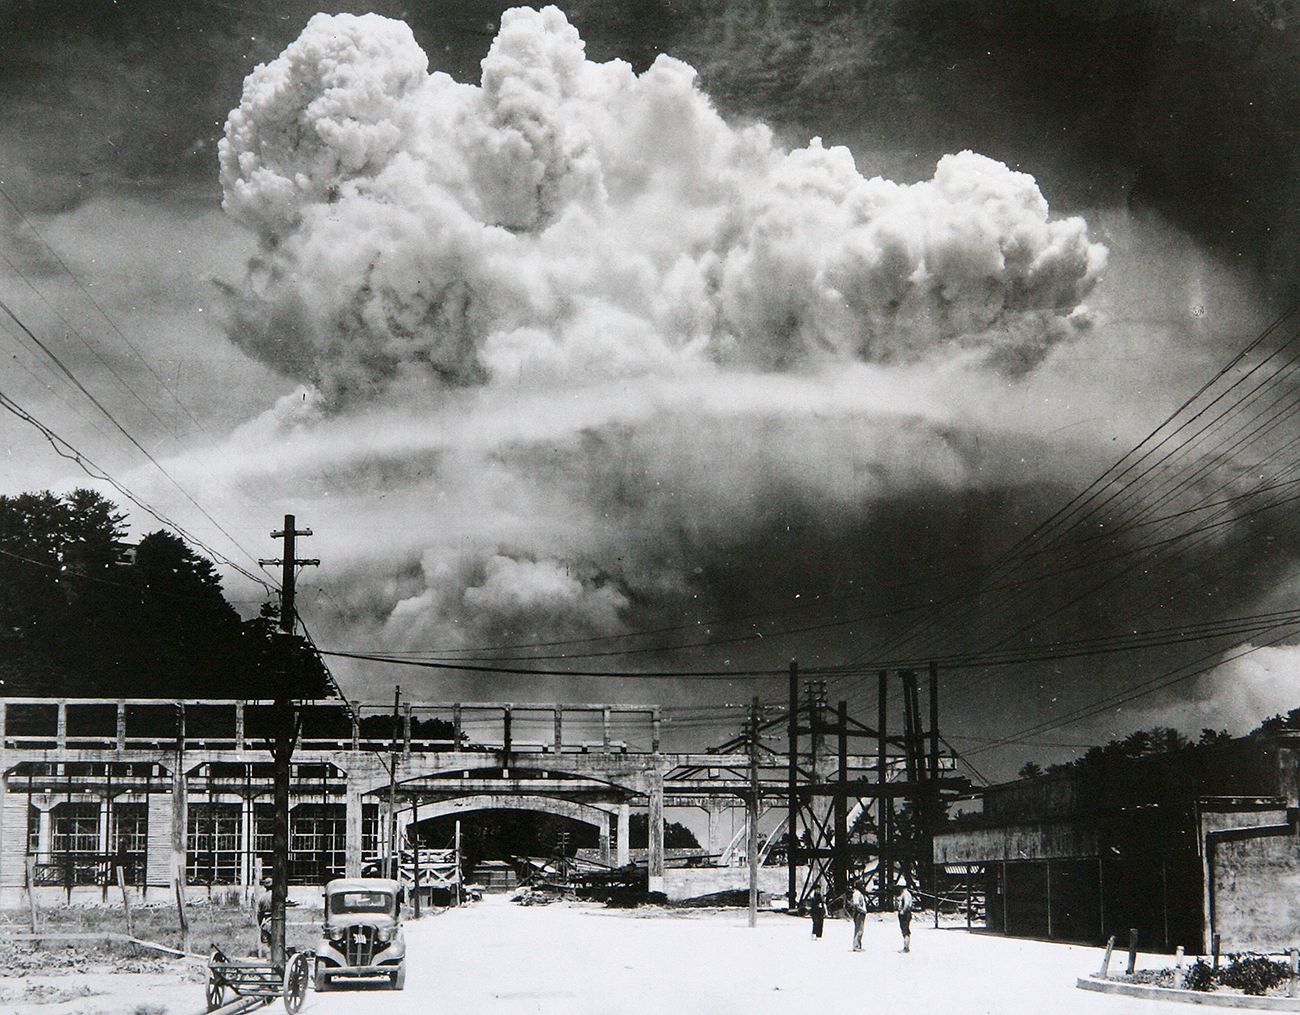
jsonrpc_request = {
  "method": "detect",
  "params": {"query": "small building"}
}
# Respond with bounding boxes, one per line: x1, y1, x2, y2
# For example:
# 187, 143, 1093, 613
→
934, 735, 1300, 954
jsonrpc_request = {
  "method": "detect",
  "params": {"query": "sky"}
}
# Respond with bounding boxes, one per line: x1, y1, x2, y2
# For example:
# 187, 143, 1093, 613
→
0, 0, 1298, 782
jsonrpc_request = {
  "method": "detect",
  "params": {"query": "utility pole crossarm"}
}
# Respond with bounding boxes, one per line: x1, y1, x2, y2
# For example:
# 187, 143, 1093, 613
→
259, 515, 319, 636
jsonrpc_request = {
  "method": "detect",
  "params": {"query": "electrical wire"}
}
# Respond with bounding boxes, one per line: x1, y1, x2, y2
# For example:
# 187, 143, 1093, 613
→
0, 387, 273, 592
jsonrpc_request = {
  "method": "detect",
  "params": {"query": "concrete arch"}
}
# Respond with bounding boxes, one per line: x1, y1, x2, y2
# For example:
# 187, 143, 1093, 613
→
412, 794, 613, 864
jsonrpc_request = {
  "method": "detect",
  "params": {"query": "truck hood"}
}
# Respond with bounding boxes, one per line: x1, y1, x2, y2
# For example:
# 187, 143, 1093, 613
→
325, 914, 398, 930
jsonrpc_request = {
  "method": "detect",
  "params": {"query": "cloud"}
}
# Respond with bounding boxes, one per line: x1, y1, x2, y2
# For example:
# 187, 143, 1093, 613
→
99, 8, 1289, 731
216, 7, 1105, 407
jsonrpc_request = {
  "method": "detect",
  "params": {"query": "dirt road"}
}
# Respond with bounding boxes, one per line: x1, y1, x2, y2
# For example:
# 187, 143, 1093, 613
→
306, 895, 1180, 1015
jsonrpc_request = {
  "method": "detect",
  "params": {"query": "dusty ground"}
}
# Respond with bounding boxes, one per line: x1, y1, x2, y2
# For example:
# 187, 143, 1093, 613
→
0, 904, 317, 1015
0, 897, 1204, 1015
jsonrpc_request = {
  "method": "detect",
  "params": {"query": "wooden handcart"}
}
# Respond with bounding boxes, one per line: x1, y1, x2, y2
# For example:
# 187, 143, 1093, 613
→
206, 947, 313, 1015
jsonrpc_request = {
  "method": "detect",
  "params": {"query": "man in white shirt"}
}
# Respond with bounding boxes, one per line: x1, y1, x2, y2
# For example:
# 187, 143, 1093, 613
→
848, 879, 868, 952
897, 884, 915, 953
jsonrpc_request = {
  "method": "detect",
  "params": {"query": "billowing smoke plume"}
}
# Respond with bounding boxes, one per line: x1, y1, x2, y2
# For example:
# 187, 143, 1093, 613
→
190, 6, 1296, 762
218, 7, 1105, 406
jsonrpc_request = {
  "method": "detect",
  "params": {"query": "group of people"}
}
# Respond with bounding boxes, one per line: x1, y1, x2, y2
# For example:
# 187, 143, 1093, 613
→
806, 881, 915, 953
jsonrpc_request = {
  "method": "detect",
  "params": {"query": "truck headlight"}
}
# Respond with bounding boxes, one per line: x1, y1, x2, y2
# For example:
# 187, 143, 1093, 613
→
377, 926, 394, 943
327, 927, 344, 943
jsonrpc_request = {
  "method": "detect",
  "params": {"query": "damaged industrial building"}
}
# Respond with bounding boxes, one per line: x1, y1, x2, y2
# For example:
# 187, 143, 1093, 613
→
935, 727, 1300, 954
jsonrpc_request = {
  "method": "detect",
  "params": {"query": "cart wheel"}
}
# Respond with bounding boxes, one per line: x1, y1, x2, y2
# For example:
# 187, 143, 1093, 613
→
205, 956, 226, 1008
283, 953, 310, 1015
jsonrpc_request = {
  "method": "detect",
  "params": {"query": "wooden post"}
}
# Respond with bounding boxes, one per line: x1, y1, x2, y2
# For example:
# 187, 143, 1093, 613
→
412, 795, 421, 919
748, 696, 760, 929
877, 670, 889, 904
174, 876, 190, 956
833, 701, 848, 904
1212, 932, 1221, 970
116, 862, 133, 938
553, 706, 563, 753
787, 661, 799, 913
1126, 927, 1139, 975
454, 820, 462, 908
388, 687, 400, 880
1286, 949, 1297, 997
24, 856, 38, 932
1098, 934, 1116, 978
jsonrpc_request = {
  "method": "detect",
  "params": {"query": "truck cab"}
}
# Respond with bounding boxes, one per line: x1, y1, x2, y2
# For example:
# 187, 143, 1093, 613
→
315, 878, 406, 991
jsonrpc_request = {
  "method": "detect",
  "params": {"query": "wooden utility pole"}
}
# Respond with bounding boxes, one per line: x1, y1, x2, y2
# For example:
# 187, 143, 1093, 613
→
258, 515, 318, 967
388, 686, 401, 880
748, 696, 760, 929
412, 794, 421, 919
786, 661, 798, 912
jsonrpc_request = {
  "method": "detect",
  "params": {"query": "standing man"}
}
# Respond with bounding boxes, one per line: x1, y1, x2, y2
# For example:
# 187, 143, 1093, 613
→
809, 888, 826, 940
848, 878, 868, 952
254, 877, 273, 958
897, 883, 915, 953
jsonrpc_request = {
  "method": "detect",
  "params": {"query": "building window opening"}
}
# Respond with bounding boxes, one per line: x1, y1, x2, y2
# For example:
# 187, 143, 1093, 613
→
188, 803, 241, 885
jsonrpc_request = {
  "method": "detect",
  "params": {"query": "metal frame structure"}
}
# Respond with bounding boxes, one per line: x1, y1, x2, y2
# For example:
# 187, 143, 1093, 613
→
783, 661, 969, 912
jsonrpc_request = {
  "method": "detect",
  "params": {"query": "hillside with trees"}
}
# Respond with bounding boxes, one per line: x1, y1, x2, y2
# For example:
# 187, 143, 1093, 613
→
0, 488, 329, 698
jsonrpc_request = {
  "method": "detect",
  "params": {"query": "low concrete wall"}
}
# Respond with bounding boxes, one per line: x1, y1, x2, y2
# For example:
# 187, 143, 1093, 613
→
1204, 809, 1300, 954
663, 866, 787, 902
2, 883, 324, 909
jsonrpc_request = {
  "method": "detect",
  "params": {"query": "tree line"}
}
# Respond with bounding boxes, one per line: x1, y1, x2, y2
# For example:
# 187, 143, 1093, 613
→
0, 488, 329, 699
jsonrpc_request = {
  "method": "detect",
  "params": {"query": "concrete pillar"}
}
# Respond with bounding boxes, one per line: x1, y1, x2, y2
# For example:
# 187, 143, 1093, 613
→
56, 702, 66, 749
706, 799, 728, 858
240, 797, 254, 888
616, 804, 630, 866
598, 812, 610, 866
344, 775, 364, 878
97, 799, 110, 854
37, 806, 51, 861
648, 772, 665, 895
235, 703, 245, 752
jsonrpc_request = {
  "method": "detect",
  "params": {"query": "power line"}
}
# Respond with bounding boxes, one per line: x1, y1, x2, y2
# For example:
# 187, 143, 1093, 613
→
0, 182, 209, 436
0, 295, 266, 575
0, 387, 274, 592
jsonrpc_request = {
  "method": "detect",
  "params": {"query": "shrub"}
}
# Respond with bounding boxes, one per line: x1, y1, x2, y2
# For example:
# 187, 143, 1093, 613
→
1184, 960, 1216, 992
1219, 956, 1291, 996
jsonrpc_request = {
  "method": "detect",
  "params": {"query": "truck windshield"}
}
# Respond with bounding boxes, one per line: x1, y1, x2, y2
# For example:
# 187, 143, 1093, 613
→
330, 891, 394, 915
